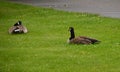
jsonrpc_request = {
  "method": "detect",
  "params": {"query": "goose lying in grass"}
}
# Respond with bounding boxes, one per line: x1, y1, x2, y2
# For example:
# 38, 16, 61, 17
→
8, 21, 28, 34
68, 27, 100, 44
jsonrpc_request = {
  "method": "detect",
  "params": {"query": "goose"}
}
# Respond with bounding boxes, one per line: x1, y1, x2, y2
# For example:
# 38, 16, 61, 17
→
68, 27, 100, 44
8, 21, 28, 34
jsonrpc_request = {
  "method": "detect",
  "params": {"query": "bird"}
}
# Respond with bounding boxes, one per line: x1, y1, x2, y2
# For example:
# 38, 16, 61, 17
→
8, 21, 28, 34
68, 27, 100, 44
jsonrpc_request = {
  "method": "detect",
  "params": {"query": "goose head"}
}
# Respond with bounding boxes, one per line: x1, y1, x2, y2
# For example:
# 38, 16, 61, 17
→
69, 27, 74, 32
18, 21, 22, 25
14, 21, 22, 26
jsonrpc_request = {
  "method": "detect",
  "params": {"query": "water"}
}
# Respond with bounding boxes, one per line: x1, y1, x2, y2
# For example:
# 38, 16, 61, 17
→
9, 0, 120, 18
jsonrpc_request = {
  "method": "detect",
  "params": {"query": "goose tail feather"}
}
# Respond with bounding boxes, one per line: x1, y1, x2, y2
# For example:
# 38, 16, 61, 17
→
87, 38, 101, 44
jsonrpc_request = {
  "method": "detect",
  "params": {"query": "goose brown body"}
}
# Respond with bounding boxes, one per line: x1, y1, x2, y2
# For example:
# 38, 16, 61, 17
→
68, 27, 100, 44
9, 21, 28, 34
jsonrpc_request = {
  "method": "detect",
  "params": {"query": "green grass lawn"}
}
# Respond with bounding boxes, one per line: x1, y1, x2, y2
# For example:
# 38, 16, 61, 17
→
0, 1, 120, 72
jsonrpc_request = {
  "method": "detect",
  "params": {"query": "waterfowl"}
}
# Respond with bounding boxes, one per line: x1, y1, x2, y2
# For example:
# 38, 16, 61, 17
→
8, 21, 28, 34
68, 27, 100, 44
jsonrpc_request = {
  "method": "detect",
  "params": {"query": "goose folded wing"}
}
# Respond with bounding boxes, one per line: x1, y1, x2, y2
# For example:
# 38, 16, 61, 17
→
70, 37, 92, 44
80, 36, 100, 44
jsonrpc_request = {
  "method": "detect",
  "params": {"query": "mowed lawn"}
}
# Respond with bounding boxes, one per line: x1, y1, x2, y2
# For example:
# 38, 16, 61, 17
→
0, 1, 120, 72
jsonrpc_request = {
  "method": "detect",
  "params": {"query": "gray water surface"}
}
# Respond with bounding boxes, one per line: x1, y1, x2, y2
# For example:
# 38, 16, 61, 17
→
9, 0, 120, 18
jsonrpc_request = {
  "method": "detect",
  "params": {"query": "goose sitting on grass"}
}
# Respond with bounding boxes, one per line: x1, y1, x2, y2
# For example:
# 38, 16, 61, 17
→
68, 27, 100, 44
8, 21, 28, 34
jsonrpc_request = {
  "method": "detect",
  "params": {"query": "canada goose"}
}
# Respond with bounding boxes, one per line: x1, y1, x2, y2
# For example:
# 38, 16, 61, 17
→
8, 21, 28, 34
68, 27, 100, 44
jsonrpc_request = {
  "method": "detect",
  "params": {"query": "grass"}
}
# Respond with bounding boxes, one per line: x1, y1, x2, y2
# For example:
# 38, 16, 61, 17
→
0, 0, 120, 72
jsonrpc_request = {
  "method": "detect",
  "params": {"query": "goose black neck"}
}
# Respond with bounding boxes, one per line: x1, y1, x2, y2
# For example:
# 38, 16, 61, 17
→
69, 29, 75, 40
